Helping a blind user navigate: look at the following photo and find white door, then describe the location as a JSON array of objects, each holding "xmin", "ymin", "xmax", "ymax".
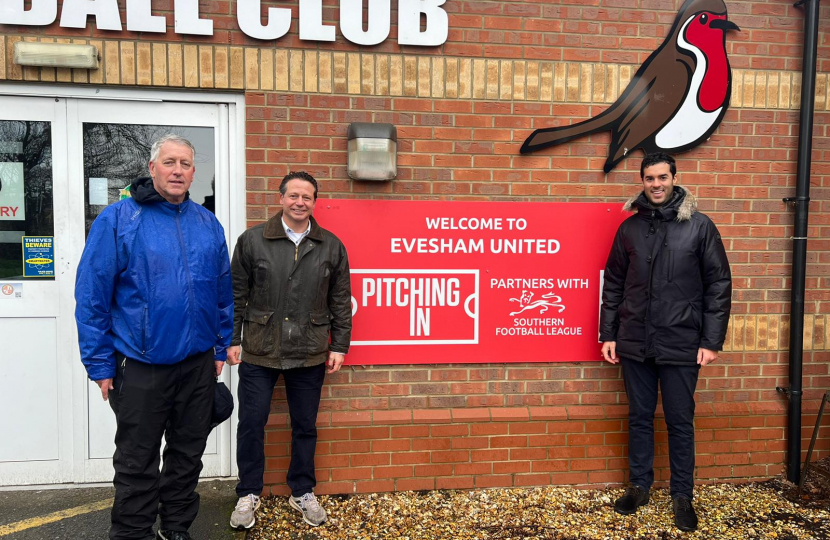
[
  {"xmin": 0, "ymin": 96, "xmax": 74, "ymax": 485},
  {"xmin": 0, "ymin": 90, "xmax": 238, "ymax": 486},
  {"xmin": 69, "ymin": 99, "xmax": 234, "ymax": 482}
]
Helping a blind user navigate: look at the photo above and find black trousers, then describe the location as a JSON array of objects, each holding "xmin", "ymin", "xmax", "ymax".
[
  {"xmin": 108, "ymin": 350, "xmax": 215, "ymax": 540},
  {"xmin": 236, "ymin": 361, "xmax": 326, "ymax": 498},
  {"xmin": 621, "ymin": 357, "xmax": 700, "ymax": 498}
]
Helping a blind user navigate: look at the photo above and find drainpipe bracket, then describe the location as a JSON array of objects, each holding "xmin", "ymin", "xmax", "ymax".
[
  {"xmin": 777, "ymin": 387, "xmax": 803, "ymax": 398},
  {"xmin": 782, "ymin": 196, "xmax": 811, "ymax": 207}
]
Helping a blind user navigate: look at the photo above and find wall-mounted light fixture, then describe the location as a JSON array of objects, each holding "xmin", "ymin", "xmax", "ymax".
[
  {"xmin": 347, "ymin": 123, "xmax": 397, "ymax": 181},
  {"xmin": 14, "ymin": 42, "xmax": 100, "ymax": 69}
]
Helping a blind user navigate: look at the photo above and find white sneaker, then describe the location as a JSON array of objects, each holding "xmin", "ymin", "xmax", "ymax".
[
  {"xmin": 289, "ymin": 492, "xmax": 327, "ymax": 526},
  {"xmin": 229, "ymin": 494, "xmax": 261, "ymax": 529}
]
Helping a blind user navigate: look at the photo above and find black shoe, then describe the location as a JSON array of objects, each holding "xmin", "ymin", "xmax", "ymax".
[
  {"xmin": 156, "ymin": 531, "xmax": 191, "ymax": 540},
  {"xmin": 672, "ymin": 496, "xmax": 698, "ymax": 532},
  {"xmin": 614, "ymin": 484, "xmax": 650, "ymax": 515}
]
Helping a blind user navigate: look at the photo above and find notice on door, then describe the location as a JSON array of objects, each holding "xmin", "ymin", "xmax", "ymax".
[
  {"xmin": 0, "ymin": 162, "xmax": 25, "ymax": 221},
  {"xmin": 314, "ymin": 200, "xmax": 627, "ymax": 365},
  {"xmin": 22, "ymin": 236, "xmax": 55, "ymax": 277},
  {"xmin": 0, "ymin": 283, "xmax": 22, "ymax": 299}
]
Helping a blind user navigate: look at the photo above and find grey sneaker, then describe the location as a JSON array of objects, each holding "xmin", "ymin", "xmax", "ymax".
[
  {"xmin": 229, "ymin": 494, "xmax": 261, "ymax": 529},
  {"xmin": 289, "ymin": 492, "xmax": 327, "ymax": 526}
]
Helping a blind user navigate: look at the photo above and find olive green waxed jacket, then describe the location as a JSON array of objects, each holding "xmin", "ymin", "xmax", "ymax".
[{"xmin": 230, "ymin": 211, "xmax": 352, "ymax": 369}]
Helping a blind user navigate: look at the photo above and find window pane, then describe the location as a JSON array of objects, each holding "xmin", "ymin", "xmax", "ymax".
[
  {"xmin": 83, "ymin": 125, "xmax": 216, "ymax": 236},
  {"xmin": 0, "ymin": 121, "xmax": 54, "ymax": 280}
]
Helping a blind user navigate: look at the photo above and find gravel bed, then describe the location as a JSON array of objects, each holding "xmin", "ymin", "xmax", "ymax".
[{"xmin": 247, "ymin": 478, "xmax": 830, "ymax": 540}]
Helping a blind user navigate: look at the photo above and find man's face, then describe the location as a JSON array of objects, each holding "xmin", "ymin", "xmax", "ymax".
[
  {"xmin": 641, "ymin": 162, "xmax": 676, "ymax": 207},
  {"xmin": 280, "ymin": 178, "xmax": 316, "ymax": 228},
  {"xmin": 148, "ymin": 142, "xmax": 195, "ymax": 204}
]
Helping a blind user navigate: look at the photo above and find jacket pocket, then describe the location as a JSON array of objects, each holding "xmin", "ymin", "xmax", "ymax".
[
  {"xmin": 675, "ymin": 301, "xmax": 702, "ymax": 332},
  {"xmin": 242, "ymin": 305, "xmax": 277, "ymax": 356},
  {"xmin": 617, "ymin": 296, "xmax": 631, "ymax": 338},
  {"xmin": 308, "ymin": 310, "xmax": 331, "ymax": 356}
]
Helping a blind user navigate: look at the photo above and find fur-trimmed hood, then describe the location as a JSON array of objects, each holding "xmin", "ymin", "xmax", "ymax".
[{"xmin": 623, "ymin": 185, "xmax": 697, "ymax": 222}]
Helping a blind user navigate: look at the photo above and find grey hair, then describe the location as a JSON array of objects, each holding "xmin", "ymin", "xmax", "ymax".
[{"xmin": 150, "ymin": 134, "xmax": 196, "ymax": 163}]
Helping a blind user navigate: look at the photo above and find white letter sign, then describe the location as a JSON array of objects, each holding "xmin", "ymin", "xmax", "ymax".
[
  {"xmin": 398, "ymin": 0, "xmax": 448, "ymax": 46},
  {"xmin": 3, "ymin": 0, "xmax": 450, "ymax": 46},
  {"xmin": 0, "ymin": 0, "xmax": 57, "ymax": 25},
  {"xmin": 174, "ymin": 0, "xmax": 213, "ymax": 36},
  {"xmin": 340, "ymin": 0, "xmax": 390, "ymax": 46},
  {"xmin": 299, "ymin": 0, "xmax": 335, "ymax": 42},
  {"xmin": 237, "ymin": 0, "xmax": 291, "ymax": 41},
  {"xmin": 127, "ymin": 0, "xmax": 166, "ymax": 33},
  {"xmin": 60, "ymin": 0, "xmax": 122, "ymax": 31}
]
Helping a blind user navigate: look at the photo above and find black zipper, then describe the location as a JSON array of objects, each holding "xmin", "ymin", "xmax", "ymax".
[
  {"xmin": 119, "ymin": 356, "xmax": 126, "ymax": 395},
  {"xmin": 142, "ymin": 307, "xmax": 148, "ymax": 354}
]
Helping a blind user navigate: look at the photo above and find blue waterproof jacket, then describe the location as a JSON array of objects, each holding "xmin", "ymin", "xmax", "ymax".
[{"xmin": 75, "ymin": 177, "xmax": 233, "ymax": 381}]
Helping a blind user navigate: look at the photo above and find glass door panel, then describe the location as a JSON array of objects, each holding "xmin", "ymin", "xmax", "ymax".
[
  {"xmin": 0, "ymin": 95, "xmax": 72, "ymax": 486},
  {"xmin": 71, "ymin": 99, "xmax": 229, "ymax": 482},
  {"xmin": 82, "ymin": 124, "xmax": 216, "ymax": 237},
  {"xmin": 0, "ymin": 120, "xmax": 54, "ymax": 280}
]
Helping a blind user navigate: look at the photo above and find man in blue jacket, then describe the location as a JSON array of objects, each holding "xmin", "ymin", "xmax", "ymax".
[{"xmin": 75, "ymin": 134, "xmax": 233, "ymax": 540}]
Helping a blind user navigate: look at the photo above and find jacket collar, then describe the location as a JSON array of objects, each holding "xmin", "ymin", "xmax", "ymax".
[
  {"xmin": 623, "ymin": 185, "xmax": 697, "ymax": 222},
  {"xmin": 263, "ymin": 211, "xmax": 325, "ymax": 241},
  {"xmin": 130, "ymin": 176, "xmax": 191, "ymax": 207}
]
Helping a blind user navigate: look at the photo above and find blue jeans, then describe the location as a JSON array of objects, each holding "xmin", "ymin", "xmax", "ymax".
[
  {"xmin": 235, "ymin": 361, "xmax": 326, "ymax": 498},
  {"xmin": 621, "ymin": 357, "xmax": 700, "ymax": 498}
]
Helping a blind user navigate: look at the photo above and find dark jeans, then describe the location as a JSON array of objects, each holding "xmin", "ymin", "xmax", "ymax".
[
  {"xmin": 621, "ymin": 357, "xmax": 700, "ymax": 499},
  {"xmin": 236, "ymin": 361, "xmax": 326, "ymax": 498},
  {"xmin": 108, "ymin": 349, "xmax": 216, "ymax": 540}
]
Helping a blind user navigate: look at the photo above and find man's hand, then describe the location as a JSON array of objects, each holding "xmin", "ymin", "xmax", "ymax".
[
  {"xmin": 96, "ymin": 378, "xmax": 114, "ymax": 401},
  {"xmin": 327, "ymin": 352, "xmax": 345, "ymax": 374},
  {"xmin": 215, "ymin": 361, "xmax": 224, "ymax": 377},
  {"xmin": 697, "ymin": 348, "xmax": 718, "ymax": 366},
  {"xmin": 601, "ymin": 341, "xmax": 619, "ymax": 364},
  {"xmin": 226, "ymin": 345, "xmax": 242, "ymax": 366}
]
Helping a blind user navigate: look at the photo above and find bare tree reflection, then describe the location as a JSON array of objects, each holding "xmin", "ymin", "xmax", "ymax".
[
  {"xmin": 0, "ymin": 120, "xmax": 53, "ymax": 279},
  {"xmin": 0, "ymin": 120, "xmax": 214, "ymax": 278},
  {"xmin": 83, "ymin": 124, "xmax": 166, "ymax": 182},
  {"xmin": 82, "ymin": 124, "xmax": 202, "ymax": 234}
]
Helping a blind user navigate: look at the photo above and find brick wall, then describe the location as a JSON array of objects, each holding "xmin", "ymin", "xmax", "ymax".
[{"xmin": 2, "ymin": 0, "xmax": 830, "ymax": 494}]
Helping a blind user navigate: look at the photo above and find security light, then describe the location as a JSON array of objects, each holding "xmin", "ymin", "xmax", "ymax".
[
  {"xmin": 14, "ymin": 42, "xmax": 99, "ymax": 70},
  {"xmin": 347, "ymin": 123, "xmax": 397, "ymax": 181}
]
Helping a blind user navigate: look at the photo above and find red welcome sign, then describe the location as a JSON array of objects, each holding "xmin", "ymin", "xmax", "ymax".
[{"xmin": 314, "ymin": 200, "xmax": 627, "ymax": 365}]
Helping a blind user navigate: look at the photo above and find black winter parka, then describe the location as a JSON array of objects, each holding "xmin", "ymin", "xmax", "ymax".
[{"xmin": 599, "ymin": 186, "xmax": 731, "ymax": 365}]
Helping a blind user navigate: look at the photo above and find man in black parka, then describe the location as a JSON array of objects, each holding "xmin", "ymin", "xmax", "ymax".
[{"xmin": 600, "ymin": 152, "xmax": 731, "ymax": 532}]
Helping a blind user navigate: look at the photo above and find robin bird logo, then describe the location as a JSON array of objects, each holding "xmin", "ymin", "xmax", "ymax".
[{"xmin": 520, "ymin": 0, "xmax": 740, "ymax": 173}]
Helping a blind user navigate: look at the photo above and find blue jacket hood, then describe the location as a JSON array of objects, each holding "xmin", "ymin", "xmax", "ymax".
[{"xmin": 130, "ymin": 176, "xmax": 191, "ymax": 205}]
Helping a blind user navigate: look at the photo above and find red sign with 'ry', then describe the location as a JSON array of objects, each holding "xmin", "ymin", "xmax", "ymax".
[{"xmin": 314, "ymin": 199, "xmax": 627, "ymax": 365}]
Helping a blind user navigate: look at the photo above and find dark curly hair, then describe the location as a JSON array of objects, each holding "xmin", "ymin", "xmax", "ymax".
[
  {"xmin": 279, "ymin": 171, "xmax": 318, "ymax": 200},
  {"xmin": 640, "ymin": 152, "xmax": 676, "ymax": 178}
]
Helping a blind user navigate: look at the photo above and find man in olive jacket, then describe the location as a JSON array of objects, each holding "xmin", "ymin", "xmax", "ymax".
[
  {"xmin": 227, "ymin": 171, "xmax": 351, "ymax": 529},
  {"xmin": 600, "ymin": 153, "xmax": 731, "ymax": 532}
]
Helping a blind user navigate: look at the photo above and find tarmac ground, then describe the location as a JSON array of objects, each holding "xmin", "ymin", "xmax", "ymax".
[{"xmin": 0, "ymin": 479, "xmax": 247, "ymax": 540}]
